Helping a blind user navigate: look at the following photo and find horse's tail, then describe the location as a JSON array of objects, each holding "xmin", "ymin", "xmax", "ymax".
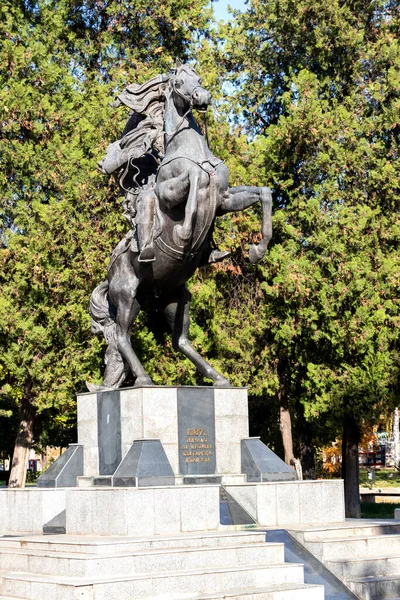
[{"xmin": 89, "ymin": 280, "xmax": 117, "ymax": 344}]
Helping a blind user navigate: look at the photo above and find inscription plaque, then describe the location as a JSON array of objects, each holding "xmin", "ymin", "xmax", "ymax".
[
  {"xmin": 177, "ymin": 388, "xmax": 216, "ymax": 475},
  {"xmin": 97, "ymin": 390, "xmax": 122, "ymax": 475}
]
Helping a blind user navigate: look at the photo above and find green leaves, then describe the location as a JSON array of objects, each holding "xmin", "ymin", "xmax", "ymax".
[
  {"xmin": 0, "ymin": 0, "xmax": 215, "ymax": 452},
  {"xmin": 200, "ymin": 0, "xmax": 400, "ymax": 451}
]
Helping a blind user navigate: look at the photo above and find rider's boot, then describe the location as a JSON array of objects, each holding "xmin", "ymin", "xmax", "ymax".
[{"xmin": 137, "ymin": 191, "xmax": 156, "ymax": 262}]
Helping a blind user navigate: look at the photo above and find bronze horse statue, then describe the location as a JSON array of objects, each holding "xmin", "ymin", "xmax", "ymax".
[{"xmin": 87, "ymin": 63, "xmax": 272, "ymax": 391}]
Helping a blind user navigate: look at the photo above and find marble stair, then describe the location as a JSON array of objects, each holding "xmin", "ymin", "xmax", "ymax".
[
  {"xmin": 290, "ymin": 520, "xmax": 400, "ymax": 600},
  {"xmin": 0, "ymin": 530, "xmax": 324, "ymax": 600}
]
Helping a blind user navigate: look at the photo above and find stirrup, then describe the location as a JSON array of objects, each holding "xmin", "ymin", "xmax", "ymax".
[{"xmin": 138, "ymin": 245, "xmax": 156, "ymax": 263}]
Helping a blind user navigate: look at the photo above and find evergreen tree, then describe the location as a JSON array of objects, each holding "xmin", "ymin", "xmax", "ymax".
[
  {"xmin": 0, "ymin": 0, "xmax": 213, "ymax": 486},
  {"xmin": 207, "ymin": 0, "xmax": 400, "ymax": 515}
]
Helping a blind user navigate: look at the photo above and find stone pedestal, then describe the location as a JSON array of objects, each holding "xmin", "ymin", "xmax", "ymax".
[{"xmin": 77, "ymin": 386, "xmax": 249, "ymax": 480}]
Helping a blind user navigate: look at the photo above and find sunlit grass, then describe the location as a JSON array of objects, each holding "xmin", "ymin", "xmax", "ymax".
[{"xmin": 359, "ymin": 469, "xmax": 400, "ymax": 489}]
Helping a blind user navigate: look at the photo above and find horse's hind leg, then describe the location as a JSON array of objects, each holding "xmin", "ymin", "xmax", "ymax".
[
  {"xmin": 109, "ymin": 275, "xmax": 153, "ymax": 387},
  {"xmin": 164, "ymin": 286, "xmax": 230, "ymax": 386}
]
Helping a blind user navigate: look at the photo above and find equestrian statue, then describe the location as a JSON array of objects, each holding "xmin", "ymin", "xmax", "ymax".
[{"xmin": 87, "ymin": 61, "xmax": 272, "ymax": 391}]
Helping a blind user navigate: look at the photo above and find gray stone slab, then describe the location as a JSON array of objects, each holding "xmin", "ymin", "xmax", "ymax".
[
  {"xmin": 112, "ymin": 439, "xmax": 175, "ymax": 487},
  {"xmin": 93, "ymin": 477, "xmax": 113, "ymax": 487},
  {"xmin": 183, "ymin": 475, "xmax": 222, "ymax": 485},
  {"xmin": 178, "ymin": 387, "xmax": 216, "ymax": 475},
  {"xmin": 97, "ymin": 390, "xmax": 122, "ymax": 475},
  {"xmin": 113, "ymin": 475, "xmax": 175, "ymax": 487},
  {"xmin": 241, "ymin": 437, "xmax": 295, "ymax": 482},
  {"xmin": 37, "ymin": 444, "xmax": 84, "ymax": 488}
]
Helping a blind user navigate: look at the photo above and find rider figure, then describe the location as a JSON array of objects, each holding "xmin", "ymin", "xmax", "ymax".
[{"xmin": 99, "ymin": 86, "xmax": 229, "ymax": 264}]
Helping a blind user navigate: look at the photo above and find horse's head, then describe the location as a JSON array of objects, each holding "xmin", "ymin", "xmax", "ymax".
[{"xmin": 170, "ymin": 62, "xmax": 211, "ymax": 113}]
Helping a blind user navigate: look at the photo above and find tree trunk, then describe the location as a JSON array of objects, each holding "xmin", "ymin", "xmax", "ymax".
[
  {"xmin": 296, "ymin": 402, "xmax": 315, "ymax": 479},
  {"xmin": 279, "ymin": 396, "xmax": 294, "ymax": 465},
  {"xmin": 278, "ymin": 361, "xmax": 294, "ymax": 466},
  {"xmin": 342, "ymin": 413, "xmax": 361, "ymax": 518},
  {"xmin": 8, "ymin": 382, "xmax": 35, "ymax": 488}
]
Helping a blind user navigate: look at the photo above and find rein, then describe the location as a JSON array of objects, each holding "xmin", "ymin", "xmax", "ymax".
[{"xmin": 164, "ymin": 81, "xmax": 205, "ymax": 140}]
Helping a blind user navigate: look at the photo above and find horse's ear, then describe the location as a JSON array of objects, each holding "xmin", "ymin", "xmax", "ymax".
[{"xmin": 175, "ymin": 58, "xmax": 183, "ymax": 69}]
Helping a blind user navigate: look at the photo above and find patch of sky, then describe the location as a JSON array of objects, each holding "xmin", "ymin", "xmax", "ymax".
[
  {"xmin": 211, "ymin": 0, "xmax": 247, "ymax": 22},
  {"xmin": 208, "ymin": 0, "xmax": 250, "ymax": 113}
]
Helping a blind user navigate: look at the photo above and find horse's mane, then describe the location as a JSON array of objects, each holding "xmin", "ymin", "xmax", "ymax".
[
  {"xmin": 114, "ymin": 64, "xmax": 199, "ymax": 115},
  {"xmin": 104, "ymin": 74, "xmax": 170, "ymax": 172},
  {"xmin": 114, "ymin": 73, "xmax": 168, "ymax": 117},
  {"xmin": 100, "ymin": 64, "xmax": 199, "ymax": 177}
]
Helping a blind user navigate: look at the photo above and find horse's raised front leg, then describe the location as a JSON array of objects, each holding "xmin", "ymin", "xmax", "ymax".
[
  {"xmin": 173, "ymin": 171, "xmax": 200, "ymax": 246},
  {"xmin": 219, "ymin": 186, "xmax": 273, "ymax": 264},
  {"xmin": 164, "ymin": 286, "xmax": 230, "ymax": 386},
  {"xmin": 109, "ymin": 270, "xmax": 153, "ymax": 387}
]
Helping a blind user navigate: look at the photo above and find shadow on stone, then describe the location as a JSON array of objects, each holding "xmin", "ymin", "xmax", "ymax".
[
  {"xmin": 220, "ymin": 487, "xmax": 256, "ymax": 525},
  {"xmin": 43, "ymin": 509, "xmax": 66, "ymax": 535}
]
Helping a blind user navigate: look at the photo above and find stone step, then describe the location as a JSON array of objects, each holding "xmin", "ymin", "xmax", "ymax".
[
  {"xmin": 1, "ymin": 563, "xmax": 305, "ymax": 600},
  {"xmin": 346, "ymin": 574, "xmax": 400, "ymax": 600},
  {"xmin": 178, "ymin": 583, "xmax": 325, "ymax": 600},
  {"xmin": 0, "ymin": 591, "xmax": 324, "ymax": 600},
  {"xmin": 325, "ymin": 554, "xmax": 400, "ymax": 579},
  {"xmin": 0, "ymin": 530, "xmax": 267, "ymax": 555},
  {"xmin": 0, "ymin": 542, "xmax": 284, "ymax": 578},
  {"xmin": 296, "ymin": 521, "xmax": 400, "ymax": 543},
  {"xmin": 305, "ymin": 534, "xmax": 400, "ymax": 561}
]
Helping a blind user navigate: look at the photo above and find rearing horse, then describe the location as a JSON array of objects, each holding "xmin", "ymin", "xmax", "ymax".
[{"xmin": 88, "ymin": 64, "xmax": 272, "ymax": 391}]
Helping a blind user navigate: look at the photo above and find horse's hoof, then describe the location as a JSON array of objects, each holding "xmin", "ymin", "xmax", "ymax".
[
  {"xmin": 85, "ymin": 381, "xmax": 102, "ymax": 392},
  {"xmin": 213, "ymin": 375, "xmax": 231, "ymax": 387},
  {"xmin": 85, "ymin": 381, "xmax": 118, "ymax": 393},
  {"xmin": 249, "ymin": 243, "xmax": 264, "ymax": 264},
  {"xmin": 134, "ymin": 376, "xmax": 153, "ymax": 387}
]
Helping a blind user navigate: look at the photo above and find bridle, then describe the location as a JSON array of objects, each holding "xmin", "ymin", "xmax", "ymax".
[
  {"xmin": 165, "ymin": 69, "xmax": 209, "ymax": 139},
  {"xmin": 172, "ymin": 79, "xmax": 204, "ymax": 108}
]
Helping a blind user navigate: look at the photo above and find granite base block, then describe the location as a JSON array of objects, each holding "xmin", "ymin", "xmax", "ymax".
[
  {"xmin": 65, "ymin": 485, "xmax": 220, "ymax": 535},
  {"xmin": 225, "ymin": 480, "xmax": 345, "ymax": 526},
  {"xmin": 0, "ymin": 488, "xmax": 65, "ymax": 533}
]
